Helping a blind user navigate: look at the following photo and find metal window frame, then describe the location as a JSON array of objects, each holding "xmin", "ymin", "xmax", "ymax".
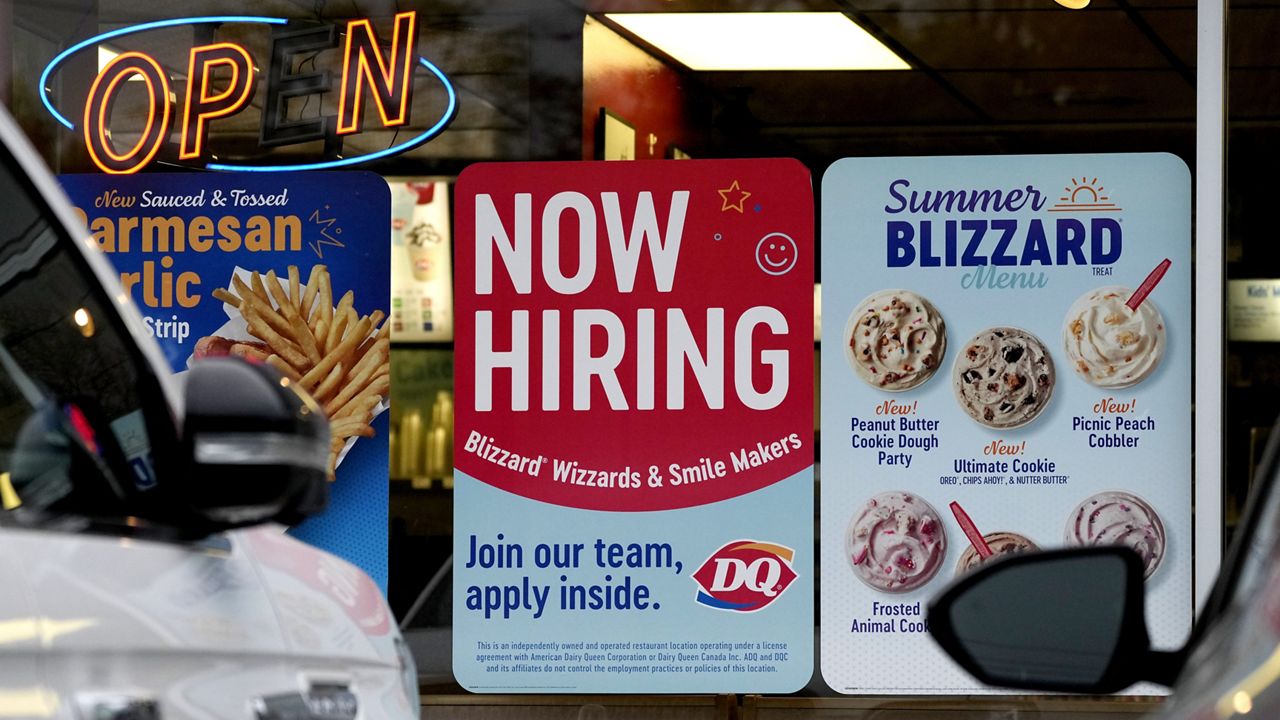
[{"xmin": 1196, "ymin": 0, "xmax": 1226, "ymax": 615}]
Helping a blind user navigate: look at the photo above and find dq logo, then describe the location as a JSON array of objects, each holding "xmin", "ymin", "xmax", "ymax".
[{"xmin": 692, "ymin": 541, "xmax": 797, "ymax": 613}]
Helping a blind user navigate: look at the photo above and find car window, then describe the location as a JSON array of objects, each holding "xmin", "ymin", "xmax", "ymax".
[
  {"xmin": 0, "ymin": 141, "xmax": 179, "ymax": 529},
  {"xmin": 1199, "ymin": 422, "xmax": 1280, "ymax": 635}
]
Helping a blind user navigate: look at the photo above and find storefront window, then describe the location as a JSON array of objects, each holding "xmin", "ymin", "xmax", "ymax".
[{"xmin": 2, "ymin": 0, "xmax": 1241, "ymax": 715}]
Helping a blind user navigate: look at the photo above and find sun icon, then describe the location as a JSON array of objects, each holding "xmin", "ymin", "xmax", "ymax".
[
  {"xmin": 1050, "ymin": 176, "xmax": 1121, "ymax": 212},
  {"xmin": 1062, "ymin": 177, "xmax": 1108, "ymax": 203}
]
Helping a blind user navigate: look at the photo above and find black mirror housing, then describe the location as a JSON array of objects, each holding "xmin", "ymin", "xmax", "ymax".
[
  {"xmin": 928, "ymin": 547, "xmax": 1163, "ymax": 694},
  {"xmin": 179, "ymin": 358, "xmax": 329, "ymax": 529}
]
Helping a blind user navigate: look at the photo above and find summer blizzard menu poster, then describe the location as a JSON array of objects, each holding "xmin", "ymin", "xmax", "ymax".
[
  {"xmin": 454, "ymin": 160, "xmax": 814, "ymax": 692},
  {"xmin": 819, "ymin": 154, "xmax": 1192, "ymax": 694},
  {"xmin": 59, "ymin": 172, "xmax": 391, "ymax": 593}
]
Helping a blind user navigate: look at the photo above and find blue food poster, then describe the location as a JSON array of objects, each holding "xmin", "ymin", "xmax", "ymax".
[{"xmin": 60, "ymin": 172, "xmax": 390, "ymax": 592}]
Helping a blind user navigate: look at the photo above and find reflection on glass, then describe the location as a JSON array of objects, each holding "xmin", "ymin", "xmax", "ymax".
[
  {"xmin": 0, "ymin": 149, "xmax": 167, "ymax": 524},
  {"xmin": 390, "ymin": 349, "xmax": 454, "ymax": 488},
  {"xmin": 73, "ymin": 307, "xmax": 93, "ymax": 337}
]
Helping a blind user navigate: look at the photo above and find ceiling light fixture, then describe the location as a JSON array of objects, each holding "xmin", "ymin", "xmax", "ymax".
[
  {"xmin": 603, "ymin": 12, "xmax": 910, "ymax": 71},
  {"xmin": 1054, "ymin": 0, "xmax": 1090, "ymax": 8}
]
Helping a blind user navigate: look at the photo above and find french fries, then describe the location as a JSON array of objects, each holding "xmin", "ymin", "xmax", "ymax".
[{"xmin": 215, "ymin": 265, "xmax": 390, "ymax": 477}]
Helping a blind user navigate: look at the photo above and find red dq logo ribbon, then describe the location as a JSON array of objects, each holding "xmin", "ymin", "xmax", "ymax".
[{"xmin": 692, "ymin": 540, "xmax": 797, "ymax": 613}]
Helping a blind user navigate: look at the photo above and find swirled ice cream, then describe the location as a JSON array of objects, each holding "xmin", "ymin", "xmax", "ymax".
[
  {"xmin": 955, "ymin": 532, "xmax": 1039, "ymax": 575},
  {"xmin": 1064, "ymin": 286, "xmax": 1166, "ymax": 389},
  {"xmin": 846, "ymin": 290, "xmax": 946, "ymax": 391},
  {"xmin": 953, "ymin": 327, "xmax": 1055, "ymax": 429},
  {"xmin": 847, "ymin": 491, "xmax": 946, "ymax": 593},
  {"xmin": 1065, "ymin": 491, "xmax": 1165, "ymax": 579}
]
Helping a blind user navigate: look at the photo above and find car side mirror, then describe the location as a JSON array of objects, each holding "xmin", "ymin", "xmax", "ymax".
[
  {"xmin": 927, "ymin": 547, "xmax": 1181, "ymax": 693},
  {"xmin": 179, "ymin": 358, "xmax": 329, "ymax": 530}
]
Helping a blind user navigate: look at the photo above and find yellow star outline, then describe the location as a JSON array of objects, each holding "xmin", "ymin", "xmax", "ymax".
[{"xmin": 718, "ymin": 180, "xmax": 751, "ymax": 213}]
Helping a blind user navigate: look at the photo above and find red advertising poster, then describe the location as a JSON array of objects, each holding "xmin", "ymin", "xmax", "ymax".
[{"xmin": 453, "ymin": 160, "xmax": 814, "ymax": 692}]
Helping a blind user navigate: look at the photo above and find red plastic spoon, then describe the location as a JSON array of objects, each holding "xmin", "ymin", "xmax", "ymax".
[
  {"xmin": 1126, "ymin": 258, "xmax": 1172, "ymax": 311},
  {"xmin": 950, "ymin": 501, "xmax": 992, "ymax": 559}
]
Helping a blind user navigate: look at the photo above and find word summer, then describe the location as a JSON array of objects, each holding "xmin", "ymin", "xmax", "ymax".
[{"xmin": 472, "ymin": 190, "xmax": 793, "ymax": 412}]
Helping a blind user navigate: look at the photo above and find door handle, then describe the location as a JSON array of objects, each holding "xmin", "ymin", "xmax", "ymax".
[
  {"xmin": 75, "ymin": 692, "xmax": 160, "ymax": 720},
  {"xmin": 254, "ymin": 685, "xmax": 357, "ymax": 720}
]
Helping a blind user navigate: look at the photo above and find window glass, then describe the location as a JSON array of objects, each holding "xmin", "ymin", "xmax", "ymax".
[
  {"xmin": 0, "ymin": 146, "xmax": 174, "ymax": 527},
  {"xmin": 1225, "ymin": 0, "xmax": 1280, "ymax": 540},
  {"xmin": 2, "ymin": 0, "xmax": 1211, "ymax": 713}
]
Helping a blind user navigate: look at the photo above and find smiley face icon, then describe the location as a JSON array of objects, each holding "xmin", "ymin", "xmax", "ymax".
[{"xmin": 756, "ymin": 232, "xmax": 798, "ymax": 276}]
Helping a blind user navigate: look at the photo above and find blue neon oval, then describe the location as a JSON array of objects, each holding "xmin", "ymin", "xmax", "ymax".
[{"xmin": 40, "ymin": 16, "xmax": 288, "ymax": 130}]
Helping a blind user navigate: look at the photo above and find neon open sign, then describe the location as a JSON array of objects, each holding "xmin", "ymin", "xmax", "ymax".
[{"xmin": 40, "ymin": 13, "xmax": 456, "ymax": 174}]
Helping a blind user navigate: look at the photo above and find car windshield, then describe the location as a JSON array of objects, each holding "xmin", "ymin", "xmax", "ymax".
[{"xmin": 0, "ymin": 142, "xmax": 175, "ymax": 525}]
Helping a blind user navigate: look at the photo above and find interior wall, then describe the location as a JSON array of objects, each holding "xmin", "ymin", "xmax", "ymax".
[{"xmin": 581, "ymin": 16, "xmax": 712, "ymax": 161}]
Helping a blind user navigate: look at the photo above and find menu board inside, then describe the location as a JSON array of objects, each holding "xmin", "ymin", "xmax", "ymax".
[
  {"xmin": 819, "ymin": 154, "xmax": 1192, "ymax": 693},
  {"xmin": 389, "ymin": 179, "xmax": 453, "ymax": 343}
]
